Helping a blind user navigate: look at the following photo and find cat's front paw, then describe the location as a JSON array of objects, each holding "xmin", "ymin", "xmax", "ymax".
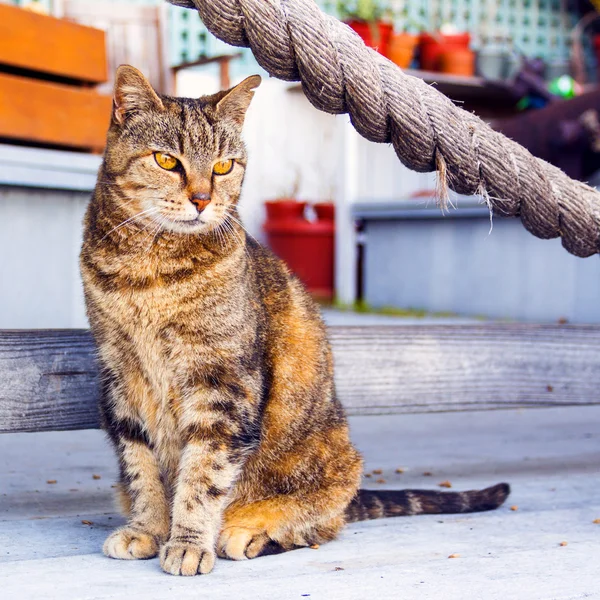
[
  {"xmin": 103, "ymin": 527, "xmax": 160, "ymax": 560},
  {"xmin": 160, "ymin": 540, "xmax": 216, "ymax": 576}
]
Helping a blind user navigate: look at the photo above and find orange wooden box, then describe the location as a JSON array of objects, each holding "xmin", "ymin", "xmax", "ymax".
[
  {"xmin": 0, "ymin": 73, "xmax": 112, "ymax": 151},
  {"xmin": 0, "ymin": 4, "xmax": 107, "ymax": 84}
]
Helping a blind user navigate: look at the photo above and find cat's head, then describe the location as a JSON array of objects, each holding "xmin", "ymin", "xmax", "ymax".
[{"xmin": 103, "ymin": 65, "xmax": 260, "ymax": 235}]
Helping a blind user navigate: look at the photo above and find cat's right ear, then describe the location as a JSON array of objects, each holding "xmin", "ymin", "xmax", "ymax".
[{"xmin": 113, "ymin": 65, "xmax": 164, "ymax": 125}]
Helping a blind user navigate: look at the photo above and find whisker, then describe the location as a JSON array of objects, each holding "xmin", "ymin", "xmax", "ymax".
[
  {"xmin": 149, "ymin": 216, "xmax": 165, "ymax": 248},
  {"xmin": 221, "ymin": 216, "xmax": 250, "ymax": 259},
  {"xmin": 225, "ymin": 210, "xmax": 259, "ymax": 246},
  {"xmin": 100, "ymin": 207, "xmax": 160, "ymax": 241}
]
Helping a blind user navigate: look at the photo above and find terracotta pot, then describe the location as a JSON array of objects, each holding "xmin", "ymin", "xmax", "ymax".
[
  {"xmin": 419, "ymin": 32, "xmax": 471, "ymax": 72},
  {"xmin": 387, "ymin": 32, "xmax": 418, "ymax": 69},
  {"xmin": 264, "ymin": 199, "xmax": 306, "ymax": 221},
  {"xmin": 440, "ymin": 48, "xmax": 476, "ymax": 77},
  {"xmin": 346, "ymin": 20, "xmax": 394, "ymax": 57}
]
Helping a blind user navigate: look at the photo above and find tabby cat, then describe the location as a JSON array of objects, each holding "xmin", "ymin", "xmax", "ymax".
[{"xmin": 80, "ymin": 65, "xmax": 509, "ymax": 576}]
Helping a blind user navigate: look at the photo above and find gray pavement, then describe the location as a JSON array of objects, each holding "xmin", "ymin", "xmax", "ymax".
[{"xmin": 1, "ymin": 406, "xmax": 599, "ymax": 599}]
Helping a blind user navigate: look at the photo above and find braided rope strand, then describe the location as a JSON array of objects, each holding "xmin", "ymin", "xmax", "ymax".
[{"xmin": 168, "ymin": 0, "xmax": 600, "ymax": 258}]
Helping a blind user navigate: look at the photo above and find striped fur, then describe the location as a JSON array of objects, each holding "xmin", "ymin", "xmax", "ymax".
[{"xmin": 81, "ymin": 66, "xmax": 509, "ymax": 577}]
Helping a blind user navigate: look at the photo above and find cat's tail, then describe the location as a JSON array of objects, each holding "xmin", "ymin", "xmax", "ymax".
[{"xmin": 344, "ymin": 483, "xmax": 510, "ymax": 523}]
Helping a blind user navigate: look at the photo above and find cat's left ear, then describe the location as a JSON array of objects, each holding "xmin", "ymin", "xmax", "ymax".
[{"xmin": 215, "ymin": 75, "xmax": 262, "ymax": 126}]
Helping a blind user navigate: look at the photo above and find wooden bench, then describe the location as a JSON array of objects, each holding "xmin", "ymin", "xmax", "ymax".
[{"xmin": 1, "ymin": 324, "xmax": 598, "ymax": 433}]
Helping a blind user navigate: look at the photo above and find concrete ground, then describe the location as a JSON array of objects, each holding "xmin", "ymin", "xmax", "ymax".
[{"xmin": 1, "ymin": 406, "xmax": 599, "ymax": 600}]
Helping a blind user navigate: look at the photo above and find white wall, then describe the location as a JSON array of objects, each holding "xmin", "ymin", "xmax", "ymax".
[{"xmin": 0, "ymin": 188, "xmax": 90, "ymax": 329}]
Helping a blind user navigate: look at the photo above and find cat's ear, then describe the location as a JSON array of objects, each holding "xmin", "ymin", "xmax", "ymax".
[
  {"xmin": 215, "ymin": 75, "xmax": 262, "ymax": 126},
  {"xmin": 113, "ymin": 65, "xmax": 164, "ymax": 125}
]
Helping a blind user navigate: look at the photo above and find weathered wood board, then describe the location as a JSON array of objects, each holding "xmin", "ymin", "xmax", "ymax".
[
  {"xmin": 0, "ymin": 74, "xmax": 112, "ymax": 151},
  {"xmin": 0, "ymin": 3, "xmax": 107, "ymax": 84},
  {"xmin": 0, "ymin": 326, "xmax": 598, "ymax": 433}
]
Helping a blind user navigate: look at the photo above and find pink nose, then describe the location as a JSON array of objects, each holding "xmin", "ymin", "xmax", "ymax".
[{"xmin": 191, "ymin": 193, "xmax": 211, "ymax": 213}]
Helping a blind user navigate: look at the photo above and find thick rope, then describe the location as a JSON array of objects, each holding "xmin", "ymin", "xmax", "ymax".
[{"xmin": 168, "ymin": 0, "xmax": 600, "ymax": 258}]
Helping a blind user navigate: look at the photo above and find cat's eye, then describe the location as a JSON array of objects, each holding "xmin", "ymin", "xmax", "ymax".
[
  {"xmin": 213, "ymin": 159, "xmax": 234, "ymax": 176},
  {"xmin": 154, "ymin": 152, "xmax": 178, "ymax": 171}
]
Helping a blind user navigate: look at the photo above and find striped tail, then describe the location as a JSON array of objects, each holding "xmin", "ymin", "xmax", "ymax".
[{"xmin": 345, "ymin": 483, "xmax": 510, "ymax": 523}]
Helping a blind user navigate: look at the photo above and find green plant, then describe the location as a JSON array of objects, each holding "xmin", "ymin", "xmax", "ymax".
[{"xmin": 337, "ymin": 0, "xmax": 385, "ymax": 23}]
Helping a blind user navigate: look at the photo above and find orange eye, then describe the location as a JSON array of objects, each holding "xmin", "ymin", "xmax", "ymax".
[
  {"xmin": 154, "ymin": 152, "xmax": 178, "ymax": 171},
  {"xmin": 213, "ymin": 159, "xmax": 234, "ymax": 176}
]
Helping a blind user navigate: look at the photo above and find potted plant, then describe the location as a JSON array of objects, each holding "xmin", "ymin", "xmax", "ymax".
[
  {"xmin": 337, "ymin": 0, "xmax": 393, "ymax": 57},
  {"xmin": 420, "ymin": 24, "xmax": 473, "ymax": 74}
]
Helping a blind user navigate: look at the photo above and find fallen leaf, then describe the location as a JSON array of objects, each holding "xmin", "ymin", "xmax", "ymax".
[
  {"xmin": 364, "ymin": 473, "xmax": 372, "ymax": 478},
  {"xmin": 593, "ymin": 519, "xmax": 600, "ymax": 524},
  {"xmin": 438, "ymin": 480, "xmax": 452, "ymax": 488},
  {"xmin": 92, "ymin": 474, "xmax": 102, "ymax": 480},
  {"xmin": 310, "ymin": 544, "xmax": 320, "ymax": 550},
  {"xmin": 376, "ymin": 478, "xmax": 386, "ymax": 484},
  {"xmin": 46, "ymin": 480, "xmax": 57, "ymax": 485},
  {"xmin": 395, "ymin": 468, "xmax": 405, "ymax": 474},
  {"xmin": 559, "ymin": 541, "xmax": 568, "ymax": 547},
  {"xmin": 423, "ymin": 471, "xmax": 433, "ymax": 477},
  {"xmin": 448, "ymin": 553, "xmax": 460, "ymax": 559},
  {"xmin": 372, "ymin": 469, "xmax": 383, "ymax": 475},
  {"xmin": 333, "ymin": 567, "xmax": 344, "ymax": 571},
  {"xmin": 81, "ymin": 520, "xmax": 93, "ymax": 526}
]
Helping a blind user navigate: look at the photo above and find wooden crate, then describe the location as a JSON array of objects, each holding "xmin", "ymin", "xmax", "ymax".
[
  {"xmin": 0, "ymin": 73, "xmax": 112, "ymax": 151},
  {"xmin": 0, "ymin": 3, "xmax": 107, "ymax": 84}
]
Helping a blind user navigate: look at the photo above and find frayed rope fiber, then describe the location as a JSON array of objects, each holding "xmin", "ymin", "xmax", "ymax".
[{"xmin": 167, "ymin": 0, "xmax": 600, "ymax": 258}]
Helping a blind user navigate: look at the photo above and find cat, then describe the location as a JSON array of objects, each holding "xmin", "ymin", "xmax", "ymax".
[{"xmin": 80, "ymin": 65, "xmax": 510, "ymax": 577}]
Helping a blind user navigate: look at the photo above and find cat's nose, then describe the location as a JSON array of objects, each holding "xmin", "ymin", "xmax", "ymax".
[{"xmin": 190, "ymin": 193, "xmax": 211, "ymax": 213}]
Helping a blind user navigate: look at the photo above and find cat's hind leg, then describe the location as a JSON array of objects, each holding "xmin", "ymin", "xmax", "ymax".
[{"xmin": 217, "ymin": 497, "xmax": 347, "ymax": 560}]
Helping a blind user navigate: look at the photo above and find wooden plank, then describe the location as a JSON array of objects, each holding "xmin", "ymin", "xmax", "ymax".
[
  {"xmin": 0, "ymin": 325, "xmax": 599, "ymax": 433},
  {"xmin": 0, "ymin": 74, "xmax": 112, "ymax": 151},
  {"xmin": 0, "ymin": 3, "xmax": 107, "ymax": 84}
]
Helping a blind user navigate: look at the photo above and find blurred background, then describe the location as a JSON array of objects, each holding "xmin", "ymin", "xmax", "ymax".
[{"xmin": 0, "ymin": 0, "xmax": 599, "ymax": 328}]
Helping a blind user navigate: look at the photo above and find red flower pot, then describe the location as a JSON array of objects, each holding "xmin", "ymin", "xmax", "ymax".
[
  {"xmin": 264, "ymin": 199, "xmax": 306, "ymax": 221},
  {"xmin": 420, "ymin": 32, "xmax": 471, "ymax": 72},
  {"xmin": 314, "ymin": 202, "xmax": 335, "ymax": 221},
  {"xmin": 346, "ymin": 20, "xmax": 394, "ymax": 57},
  {"xmin": 264, "ymin": 201, "xmax": 335, "ymax": 300}
]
